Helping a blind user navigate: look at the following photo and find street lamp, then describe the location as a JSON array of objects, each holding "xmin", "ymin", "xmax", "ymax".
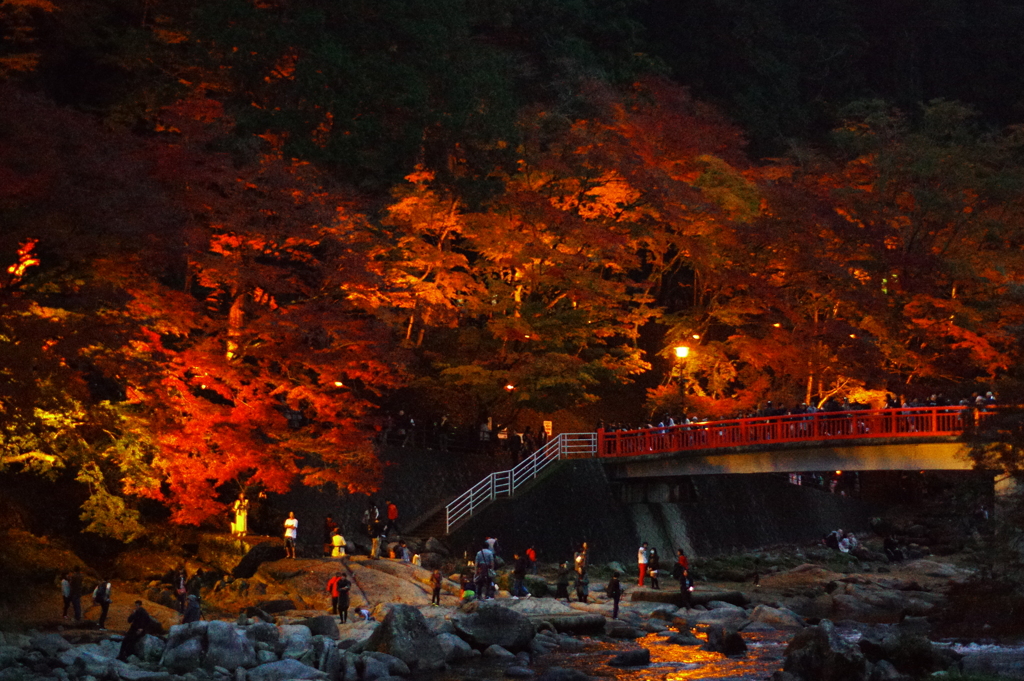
[{"xmin": 674, "ymin": 345, "xmax": 690, "ymax": 359}]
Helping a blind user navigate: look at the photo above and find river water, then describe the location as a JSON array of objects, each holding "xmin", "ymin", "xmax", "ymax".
[
  {"xmin": 433, "ymin": 626, "xmax": 1024, "ymax": 681},
  {"xmin": 543, "ymin": 631, "xmax": 788, "ymax": 681}
]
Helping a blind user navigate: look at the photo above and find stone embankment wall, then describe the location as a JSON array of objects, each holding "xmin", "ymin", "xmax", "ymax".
[
  {"xmin": 268, "ymin": 444, "xmax": 503, "ymax": 553},
  {"xmin": 448, "ymin": 461, "xmax": 871, "ymax": 565}
]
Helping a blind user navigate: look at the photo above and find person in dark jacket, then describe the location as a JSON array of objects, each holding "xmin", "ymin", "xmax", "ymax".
[
  {"xmin": 92, "ymin": 579, "xmax": 112, "ymax": 629},
  {"xmin": 606, "ymin": 572, "xmax": 623, "ymax": 619},
  {"xmin": 182, "ymin": 594, "xmax": 202, "ymax": 623},
  {"xmin": 555, "ymin": 562, "xmax": 571, "ymax": 602},
  {"xmin": 69, "ymin": 567, "xmax": 84, "ymax": 622},
  {"xmin": 511, "ymin": 552, "xmax": 529, "ymax": 599},
  {"xmin": 118, "ymin": 601, "xmax": 155, "ymax": 661},
  {"xmin": 648, "ymin": 548, "xmax": 661, "ymax": 590}
]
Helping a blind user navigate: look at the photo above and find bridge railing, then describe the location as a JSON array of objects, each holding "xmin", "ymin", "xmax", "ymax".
[
  {"xmin": 597, "ymin": 406, "xmax": 977, "ymax": 458},
  {"xmin": 445, "ymin": 432, "xmax": 596, "ymax": 533}
]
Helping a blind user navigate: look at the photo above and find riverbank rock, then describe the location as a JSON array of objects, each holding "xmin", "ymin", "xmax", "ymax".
[
  {"xmin": 437, "ymin": 633, "xmax": 476, "ymax": 662},
  {"xmin": 704, "ymin": 625, "xmax": 746, "ymax": 656},
  {"xmin": 748, "ymin": 605, "xmax": 804, "ymax": 630},
  {"xmin": 361, "ymin": 604, "xmax": 446, "ymax": 671},
  {"xmin": 783, "ymin": 619, "xmax": 868, "ymax": 681},
  {"xmin": 609, "ymin": 648, "xmax": 651, "ymax": 666},
  {"xmin": 247, "ymin": 658, "xmax": 326, "ymax": 681},
  {"xmin": 452, "ymin": 602, "xmax": 535, "ymax": 652}
]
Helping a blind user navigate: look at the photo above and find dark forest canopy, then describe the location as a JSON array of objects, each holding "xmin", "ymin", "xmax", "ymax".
[{"xmin": 3, "ymin": 0, "xmax": 1024, "ymax": 534}]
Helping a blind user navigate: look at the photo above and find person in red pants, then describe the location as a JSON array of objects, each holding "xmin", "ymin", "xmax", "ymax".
[{"xmin": 637, "ymin": 542, "xmax": 649, "ymax": 586}]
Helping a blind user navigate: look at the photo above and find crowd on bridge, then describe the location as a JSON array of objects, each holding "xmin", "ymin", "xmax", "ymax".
[
  {"xmin": 598, "ymin": 390, "xmax": 999, "ymax": 435},
  {"xmin": 377, "ymin": 410, "xmax": 550, "ymax": 461}
]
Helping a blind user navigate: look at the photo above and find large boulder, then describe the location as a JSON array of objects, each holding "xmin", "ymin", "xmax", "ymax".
[
  {"xmin": 280, "ymin": 625, "xmax": 314, "ymax": 661},
  {"xmin": 424, "ymin": 538, "xmax": 449, "ymax": 555},
  {"xmin": 704, "ymin": 625, "xmax": 747, "ymax": 656},
  {"xmin": 137, "ymin": 635, "xmax": 167, "ymax": 663},
  {"xmin": 747, "ymin": 605, "xmax": 804, "ymax": 630},
  {"xmin": 246, "ymin": 659, "xmax": 326, "ymax": 681},
  {"xmin": 783, "ymin": 620, "xmax": 869, "ymax": 681},
  {"xmin": 300, "ymin": 615, "xmax": 341, "ymax": 640},
  {"xmin": 437, "ymin": 633, "xmax": 475, "ymax": 662},
  {"xmin": 233, "ymin": 543, "xmax": 288, "ymax": 579},
  {"xmin": 205, "ymin": 620, "xmax": 257, "ymax": 670},
  {"xmin": 29, "ymin": 633, "xmax": 71, "ymax": 657},
  {"xmin": 246, "ymin": 622, "xmax": 280, "ymax": 646},
  {"xmin": 453, "ymin": 602, "xmax": 535, "ymax": 652},
  {"xmin": 361, "ymin": 604, "xmax": 446, "ymax": 672},
  {"xmin": 161, "ymin": 622, "xmax": 209, "ymax": 672}
]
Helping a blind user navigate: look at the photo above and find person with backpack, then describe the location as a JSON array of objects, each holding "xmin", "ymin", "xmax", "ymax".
[
  {"xmin": 92, "ymin": 578, "xmax": 112, "ymax": 629},
  {"xmin": 474, "ymin": 540, "xmax": 495, "ymax": 600},
  {"xmin": 182, "ymin": 594, "xmax": 202, "ymax": 623}
]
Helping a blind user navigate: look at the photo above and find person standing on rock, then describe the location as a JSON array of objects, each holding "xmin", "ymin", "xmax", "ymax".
[
  {"xmin": 326, "ymin": 572, "xmax": 344, "ymax": 616},
  {"xmin": 284, "ymin": 511, "xmax": 299, "ymax": 559},
  {"xmin": 648, "ymin": 547, "xmax": 661, "ymax": 590},
  {"xmin": 430, "ymin": 569, "xmax": 443, "ymax": 606},
  {"xmin": 60, "ymin": 572, "xmax": 71, "ymax": 620},
  {"xmin": 323, "ymin": 515, "xmax": 339, "ymax": 557},
  {"xmin": 174, "ymin": 567, "xmax": 188, "ymax": 612},
  {"xmin": 363, "ymin": 500, "xmax": 380, "ymax": 539},
  {"xmin": 232, "ymin": 492, "xmax": 250, "ymax": 537},
  {"xmin": 574, "ymin": 568, "xmax": 590, "ymax": 603},
  {"xmin": 474, "ymin": 540, "xmax": 495, "ymax": 600},
  {"xmin": 384, "ymin": 499, "xmax": 400, "ymax": 536},
  {"xmin": 511, "ymin": 552, "xmax": 529, "ymax": 599},
  {"xmin": 182, "ymin": 594, "xmax": 202, "ymax": 623},
  {"xmin": 69, "ymin": 566, "xmax": 84, "ymax": 622},
  {"xmin": 555, "ymin": 562, "xmax": 572, "ymax": 603},
  {"xmin": 637, "ymin": 542, "xmax": 649, "ymax": 587},
  {"xmin": 337, "ymin": 572, "xmax": 351, "ymax": 622},
  {"xmin": 118, "ymin": 601, "xmax": 154, "ymax": 661},
  {"xmin": 526, "ymin": 545, "xmax": 538, "ymax": 575},
  {"xmin": 606, "ymin": 572, "xmax": 623, "ymax": 619},
  {"xmin": 92, "ymin": 578, "xmax": 112, "ymax": 629},
  {"xmin": 574, "ymin": 541, "xmax": 589, "ymax": 576}
]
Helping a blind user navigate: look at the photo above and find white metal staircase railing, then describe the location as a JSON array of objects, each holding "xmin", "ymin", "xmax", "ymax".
[{"xmin": 444, "ymin": 432, "xmax": 597, "ymax": 534}]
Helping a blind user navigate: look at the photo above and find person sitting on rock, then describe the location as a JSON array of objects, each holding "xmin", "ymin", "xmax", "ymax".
[
  {"xmin": 331, "ymin": 528, "xmax": 347, "ymax": 558},
  {"xmin": 884, "ymin": 534, "xmax": 904, "ymax": 562},
  {"xmin": 118, "ymin": 601, "xmax": 155, "ymax": 661}
]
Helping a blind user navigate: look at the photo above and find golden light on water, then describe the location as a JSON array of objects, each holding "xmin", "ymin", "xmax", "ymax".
[{"xmin": 557, "ymin": 631, "xmax": 787, "ymax": 681}]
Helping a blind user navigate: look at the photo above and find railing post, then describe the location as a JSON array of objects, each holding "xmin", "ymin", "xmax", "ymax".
[{"xmin": 596, "ymin": 428, "xmax": 604, "ymax": 458}]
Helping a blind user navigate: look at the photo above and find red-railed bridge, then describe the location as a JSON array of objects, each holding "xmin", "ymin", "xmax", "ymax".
[{"xmin": 429, "ymin": 406, "xmax": 984, "ymax": 534}]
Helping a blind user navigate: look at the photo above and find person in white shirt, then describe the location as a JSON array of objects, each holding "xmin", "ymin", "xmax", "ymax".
[
  {"xmin": 637, "ymin": 542, "xmax": 649, "ymax": 586},
  {"xmin": 284, "ymin": 512, "xmax": 299, "ymax": 559}
]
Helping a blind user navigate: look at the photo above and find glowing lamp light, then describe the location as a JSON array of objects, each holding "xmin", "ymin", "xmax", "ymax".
[
  {"xmin": 333, "ymin": 381, "xmax": 344, "ymax": 387},
  {"xmin": 835, "ymin": 470, "xmax": 842, "ymax": 475},
  {"xmin": 674, "ymin": 346, "xmax": 690, "ymax": 358},
  {"xmin": 773, "ymin": 323, "xmax": 781, "ymax": 327},
  {"xmin": 504, "ymin": 383, "xmax": 516, "ymax": 392}
]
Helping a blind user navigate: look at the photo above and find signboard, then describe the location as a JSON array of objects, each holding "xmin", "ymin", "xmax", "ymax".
[{"xmin": 543, "ymin": 420, "xmax": 553, "ymax": 437}]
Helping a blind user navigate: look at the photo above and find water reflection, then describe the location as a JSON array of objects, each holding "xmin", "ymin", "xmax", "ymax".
[{"xmin": 543, "ymin": 632, "xmax": 787, "ymax": 681}]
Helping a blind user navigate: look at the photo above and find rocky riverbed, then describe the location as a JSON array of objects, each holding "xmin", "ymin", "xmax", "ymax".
[{"xmin": 2, "ymin": 529, "xmax": 1024, "ymax": 681}]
